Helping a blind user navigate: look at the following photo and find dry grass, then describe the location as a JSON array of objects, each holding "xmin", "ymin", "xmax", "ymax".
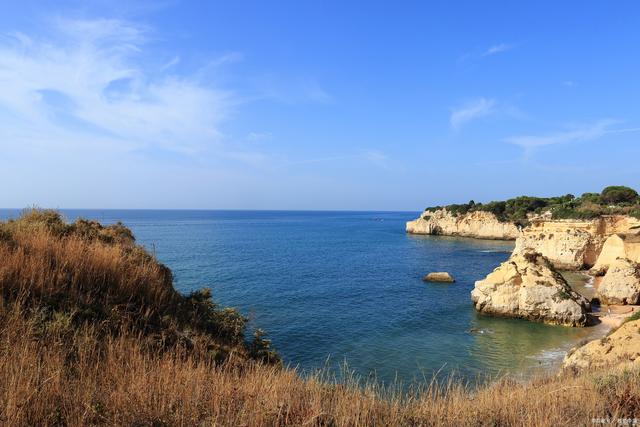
[{"xmin": 1, "ymin": 209, "xmax": 639, "ymax": 426}]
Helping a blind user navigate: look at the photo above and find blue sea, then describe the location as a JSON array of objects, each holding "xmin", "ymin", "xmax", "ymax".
[{"xmin": 0, "ymin": 209, "xmax": 602, "ymax": 385}]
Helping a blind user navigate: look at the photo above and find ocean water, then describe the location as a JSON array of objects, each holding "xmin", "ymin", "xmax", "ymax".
[{"xmin": 0, "ymin": 209, "xmax": 603, "ymax": 385}]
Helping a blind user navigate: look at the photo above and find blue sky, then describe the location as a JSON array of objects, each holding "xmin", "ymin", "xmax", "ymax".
[{"xmin": 1, "ymin": 1, "xmax": 639, "ymax": 210}]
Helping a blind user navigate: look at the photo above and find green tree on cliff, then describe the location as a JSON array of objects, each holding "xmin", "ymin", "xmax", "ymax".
[{"xmin": 601, "ymin": 186, "xmax": 639, "ymax": 204}]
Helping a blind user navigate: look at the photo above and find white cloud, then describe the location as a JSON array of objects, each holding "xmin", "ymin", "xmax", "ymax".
[
  {"xmin": 450, "ymin": 98, "xmax": 496, "ymax": 130},
  {"xmin": 481, "ymin": 43, "xmax": 513, "ymax": 57},
  {"xmin": 252, "ymin": 74, "xmax": 332, "ymax": 104},
  {"xmin": 0, "ymin": 18, "xmax": 243, "ymax": 157},
  {"xmin": 504, "ymin": 119, "xmax": 640, "ymax": 150},
  {"xmin": 247, "ymin": 131, "xmax": 272, "ymax": 142},
  {"xmin": 363, "ymin": 149, "xmax": 387, "ymax": 163},
  {"xmin": 275, "ymin": 150, "xmax": 389, "ymax": 169},
  {"xmin": 303, "ymin": 79, "xmax": 332, "ymax": 103},
  {"xmin": 160, "ymin": 56, "xmax": 181, "ymax": 71},
  {"xmin": 460, "ymin": 43, "xmax": 514, "ymax": 61},
  {"xmin": 362, "ymin": 149, "xmax": 389, "ymax": 169}
]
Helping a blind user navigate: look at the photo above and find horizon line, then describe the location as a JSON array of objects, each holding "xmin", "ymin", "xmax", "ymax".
[{"xmin": 0, "ymin": 207, "xmax": 421, "ymax": 213}]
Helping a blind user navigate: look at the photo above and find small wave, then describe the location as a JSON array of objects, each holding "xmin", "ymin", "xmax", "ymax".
[
  {"xmin": 479, "ymin": 249, "xmax": 512, "ymax": 253},
  {"xmin": 584, "ymin": 275, "xmax": 594, "ymax": 288},
  {"xmin": 526, "ymin": 348, "xmax": 567, "ymax": 362},
  {"xmin": 467, "ymin": 328, "xmax": 495, "ymax": 335}
]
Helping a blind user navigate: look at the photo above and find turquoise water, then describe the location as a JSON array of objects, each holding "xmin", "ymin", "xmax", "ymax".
[{"xmin": 0, "ymin": 209, "xmax": 602, "ymax": 384}]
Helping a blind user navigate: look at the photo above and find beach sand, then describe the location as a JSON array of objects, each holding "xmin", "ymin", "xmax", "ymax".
[
  {"xmin": 593, "ymin": 305, "xmax": 639, "ymax": 328},
  {"xmin": 562, "ymin": 270, "xmax": 639, "ymax": 328}
]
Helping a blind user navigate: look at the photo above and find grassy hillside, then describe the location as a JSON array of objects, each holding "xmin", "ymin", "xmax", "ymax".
[
  {"xmin": 425, "ymin": 185, "xmax": 640, "ymax": 225},
  {"xmin": 1, "ymin": 210, "xmax": 639, "ymax": 425},
  {"xmin": 0, "ymin": 209, "xmax": 279, "ymax": 365}
]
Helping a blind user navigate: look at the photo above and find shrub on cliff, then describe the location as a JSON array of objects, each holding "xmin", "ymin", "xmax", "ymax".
[
  {"xmin": 579, "ymin": 192, "xmax": 603, "ymax": 204},
  {"xmin": 551, "ymin": 205, "xmax": 602, "ymax": 220},
  {"xmin": 601, "ymin": 186, "xmax": 639, "ymax": 205}
]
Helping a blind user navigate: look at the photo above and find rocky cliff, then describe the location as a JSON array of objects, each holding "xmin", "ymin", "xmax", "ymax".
[
  {"xmin": 471, "ymin": 249, "xmax": 591, "ymax": 326},
  {"xmin": 563, "ymin": 318, "xmax": 640, "ymax": 372},
  {"xmin": 406, "ymin": 209, "xmax": 520, "ymax": 240},
  {"xmin": 596, "ymin": 257, "xmax": 640, "ymax": 305},
  {"xmin": 513, "ymin": 216, "xmax": 640, "ymax": 270},
  {"xmin": 591, "ymin": 232, "xmax": 640, "ymax": 274},
  {"xmin": 406, "ymin": 210, "xmax": 640, "ymax": 271}
]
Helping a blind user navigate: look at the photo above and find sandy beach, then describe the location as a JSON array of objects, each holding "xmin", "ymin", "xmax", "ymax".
[{"xmin": 593, "ymin": 304, "xmax": 639, "ymax": 328}]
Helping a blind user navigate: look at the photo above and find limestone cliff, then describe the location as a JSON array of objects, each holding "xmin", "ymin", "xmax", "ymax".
[
  {"xmin": 563, "ymin": 319, "xmax": 640, "ymax": 372},
  {"xmin": 513, "ymin": 216, "xmax": 640, "ymax": 270},
  {"xmin": 596, "ymin": 257, "xmax": 640, "ymax": 305},
  {"xmin": 471, "ymin": 249, "xmax": 591, "ymax": 326},
  {"xmin": 406, "ymin": 209, "xmax": 520, "ymax": 240},
  {"xmin": 591, "ymin": 232, "xmax": 640, "ymax": 274},
  {"xmin": 407, "ymin": 205, "xmax": 639, "ymax": 271}
]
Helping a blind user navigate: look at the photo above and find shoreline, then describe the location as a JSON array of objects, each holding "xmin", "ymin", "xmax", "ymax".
[
  {"xmin": 564, "ymin": 270, "xmax": 640, "ymax": 328},
  {"xmin": 469, "ymin": 269, "xmax": 639, "ymax": 381}
]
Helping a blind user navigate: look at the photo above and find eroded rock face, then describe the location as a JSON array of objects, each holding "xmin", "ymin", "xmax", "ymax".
[
  {"xmin": 514, "ymin": 216, "xmax": 640, "ymax": 270},
  {"xmin": 563, "ymin": 319, "xmax": 640, "ymax": 372},
  {"xmin": 591, "ymin": 232, "xmax": 640, "ymax": 275},
  {"xmin": 406, "ymin": 209, "xmax": 520, "ymax": 240},
  {"xmin": 471, "ymin": 249, "xmax": 591, "ymax": 326},
  {"xmin": 597, "ymin": 257, "xmax": 640, "ymax": 305}
]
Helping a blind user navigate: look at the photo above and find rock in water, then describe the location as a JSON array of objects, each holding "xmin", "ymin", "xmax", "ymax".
[
  {"xmin": 423, "ymin": 272, "xmax": 455, "ymax": 283},
  {"xmin": 563, "ymin": 319, "xmax": 640, "ymax": 372},
  {"xmin": 471, "ymin": 249, "xmax": 591, "ymax": 326},
  {"xmin": 596, "ymin": 257, "xmax": 640, "ymax": 305}
]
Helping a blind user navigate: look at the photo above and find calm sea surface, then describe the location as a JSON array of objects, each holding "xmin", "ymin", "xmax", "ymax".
[{"xmin": 0, "ymin": 209, "xmax": 603, "ymax": 385}]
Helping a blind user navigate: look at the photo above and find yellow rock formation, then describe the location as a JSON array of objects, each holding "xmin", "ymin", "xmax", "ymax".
[
  {"xmin": 563, "ymin": 319, "xmax": 640, "ymax": 372},
  {"xmin": 471, "ymin": 249, "xmax": 590, "ymax": 326}
]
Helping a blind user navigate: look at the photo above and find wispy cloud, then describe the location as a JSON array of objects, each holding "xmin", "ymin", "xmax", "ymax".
[
  {"xmin": 247, "ymin": 131, "xmax": 272, "ymax": 142},
  {"xmin": 481, "ymin": 43, "xmax": 513, "ymax": 57},
  {"xmin": 459, "ymin": 43, "xmax": 515, "ymax": 62},
  {"xmin": 160, "ymin": 56, "xmax": 181, "ymax": 71},
  {"xmin": 303, "ymin": 79, "xmax": 332, "ymax": 103},
  {"xmin": 504, "ymin": 120, "xmax": 640, "ymax": 153},
  {"xmin": 0, "ymin": 17, "xmax": 252, "ymax": 158},
  {"xmin": 277, "ymin": 150, "xmax": 389, "ymax": 169},
  {"xmin": 252, "ymin": 75, "xmax": 332, "ymax": 104},
  {"xmin": 450, "ymin": 98, "xmax": 496, "ymax": 130}
]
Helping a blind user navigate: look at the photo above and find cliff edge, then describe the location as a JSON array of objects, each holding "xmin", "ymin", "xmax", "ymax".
[
  {"xmin": 406, "ymin": 209, "xmax": 520, "ymax": 240},
  {"xmin": 514, "ymin": 215, "xmax": 640, "ymax": 270}
]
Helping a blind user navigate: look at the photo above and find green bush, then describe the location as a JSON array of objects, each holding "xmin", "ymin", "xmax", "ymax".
[
  {"xmin": 601, "ymin": 186, "xmax": 639, "ymax": 204},
  {"xmin": 249, "ymin": 329, "xmax": 281, "ymax": 364},
  {"xmin": 578, "ymin": 192, "xmax": 603, "ymax": 204},
  {"xmin": 624, "ymin": 310, "xmax": 640, "ymax": 324},
  {"xmin": 551, "ymin": 206, "xmax": 601, "ymax": 220}
]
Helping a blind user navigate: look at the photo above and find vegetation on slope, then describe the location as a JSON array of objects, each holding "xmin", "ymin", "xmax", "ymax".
[
  {"xmin": 0, "ymin": 209, "xmax": 279, "ymax": 365},
  {"xmin": 1, "ymin": 209, "xmax": 640, "ymax": 425},
  {"xmin": 426, "ymin": 185, "xmax": 640, "ymax": 225}
]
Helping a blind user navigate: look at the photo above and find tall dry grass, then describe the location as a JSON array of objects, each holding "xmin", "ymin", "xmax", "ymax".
[
  {"xmin": 0, "ymin": 210, "xmax": 639, "ymax": 426},
  {"xmin": 0, "ymin": 209, "xmax": 277, "ymax": 364}
]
